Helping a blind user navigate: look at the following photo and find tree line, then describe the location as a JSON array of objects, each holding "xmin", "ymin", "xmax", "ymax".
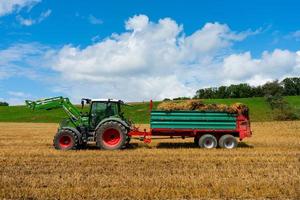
[
  {"xmin": 0, "ymin": 102, "xmax": 9, "ymax": 106},
  {"xmin": 194, "ymin": 77, "xmax": 300, "ymax": 99}
]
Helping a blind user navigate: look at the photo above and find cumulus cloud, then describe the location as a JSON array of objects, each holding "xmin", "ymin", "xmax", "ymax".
[
  {"xmin": 0, "ymin": 0, "xmax": 40, "ymax": 17},
  {"xmin": 48, "ymin": 15, "xmax": 259, "ymax": 101},
  {"xmin": 221, "ymin": 49, "xmax": 300, "ymax": 85},
  {"xmin": 44, "ymin": 14, "xmax": 299, "ymax": 101},
  {"xmin": 16, "ymin": 9, "xmax": 51, "ymax": 26},
  {"xmin": 1, "ymin": 15, "xmax": 299, "ymax": 103}
]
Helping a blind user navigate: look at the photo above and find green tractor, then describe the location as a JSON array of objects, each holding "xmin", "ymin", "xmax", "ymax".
[{"xmin": 26, "ymin": 97, "xmax": 132, "ymax": 150}]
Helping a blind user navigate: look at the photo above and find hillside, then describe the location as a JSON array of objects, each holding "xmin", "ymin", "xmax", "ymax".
[{"xmin": 0, "ymin": 96, "xmax": 299, "ymax": 124}]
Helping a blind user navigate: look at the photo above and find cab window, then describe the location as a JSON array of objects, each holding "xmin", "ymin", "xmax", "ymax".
[{"xmin": 90, "ymin": 102, "xmax": 119, "ymax": 127}]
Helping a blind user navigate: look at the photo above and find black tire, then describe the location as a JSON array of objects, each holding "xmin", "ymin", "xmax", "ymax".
[
  {"xmin": 218, "ymin": 134, "xmax": 238, "ymax": 149},
  {"xmin": 194, "ymin": 136, "xmax": 199, "ymax": 145},
  {"xmin": 53, "ymin": 129, "xmax": 79, "ymax": 150},
  {"xmin": 96, "ymin": 121, "xmax": 127, "ymax": 150},
  {"xmin": 80, "ymin": 142, "xmax": 88, "ymax": 149},
  {"xmin": 198, "ymin": 134, "xmax": 217, "ymax": 149},
  {"xmin": 126, "ymin": 136, "xmax": 131, "ymax": 144}
]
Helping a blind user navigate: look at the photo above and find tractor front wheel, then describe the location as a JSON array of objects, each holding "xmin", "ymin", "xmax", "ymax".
[
  {"xmin": 96, "ymin": 121, "xmax": 127, "ymax": 150},
  {"xmin": 53, "ymin": 129, "xmax": 79, "ymax": 150}
]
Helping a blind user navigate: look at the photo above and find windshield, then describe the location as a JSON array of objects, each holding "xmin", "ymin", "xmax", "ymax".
[{"xmin": 90, "ymin": 102, "xmax": 119, "ymax": 128}]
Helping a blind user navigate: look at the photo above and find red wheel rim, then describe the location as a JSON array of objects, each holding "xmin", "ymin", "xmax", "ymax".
[
  {"xmin": 59, "ymin": 135, "xmax": 73, "ymax": 149},
  {"xmin": 102, "ymin": 128, "xmax": 121, "ymax": 147}
]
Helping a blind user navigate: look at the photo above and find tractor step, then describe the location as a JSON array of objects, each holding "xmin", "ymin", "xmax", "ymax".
[{"xmin": 87, "ymin": 137, "xmax": 94, "ymax": 142}]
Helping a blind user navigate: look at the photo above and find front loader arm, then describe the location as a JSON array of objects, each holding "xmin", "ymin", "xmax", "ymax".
[{"xmin": 25, "ymin": 96, "xmax": 82, "ymax": 123}]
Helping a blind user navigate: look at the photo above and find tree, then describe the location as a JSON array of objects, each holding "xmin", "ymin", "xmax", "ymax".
[
  {"xmin": 0, "ymin": 102, "xmax": 9, "ymax": 106},
  {"xmin": 282, "ymin": 77, "xmax": 300, "ymax": 96},
  {"xmin": 252, "ymin": 85, "xmax": 264, "ymax": 97},
  {"xmin": 193, "ymin": 77, "xmax": 300, "ymax": 99},
  {"xmin": 236, "ymin": 83, "xmax": 253, "ymax": 98},
  {"xmin": 173, "ymin": 97, "xmax": 191, "ymax": 100},
  {"xmin": 216, "ymin": 86, "xmax": 229, "ymax": 98},
  {"xmin": 262, "ymin": 80, "xmax": 284, "ymax": 97},
  {"xmin": 227, "ymin": 84, "xmax": 240, "ymax": 98},
  {"xmin": 194, "ymin": 88, "xmax": 217, "ymax": 99}
]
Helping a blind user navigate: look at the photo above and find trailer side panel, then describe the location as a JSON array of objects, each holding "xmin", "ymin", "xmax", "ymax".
[{"xmin": 151, "ymin": 111, "xmax": 237, "ymax": 130}]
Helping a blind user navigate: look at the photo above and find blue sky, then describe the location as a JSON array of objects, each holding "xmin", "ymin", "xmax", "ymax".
[{"xmin": 0, "ymin": 0, "xmax": 300, "ymax": 104}]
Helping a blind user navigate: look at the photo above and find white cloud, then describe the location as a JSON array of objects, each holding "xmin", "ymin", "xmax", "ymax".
[
  {"xmin": 183, "ymin": 23, "xmax": 258, "ymax": 58},
  {"xmin": 4, "ymin": 97, "xmax": 26, "ymax": 105},
  {"xmin": 16, "ymin": 15, "xmax": 34, "ymax": 26},
  {"xmin": 8, "ymin": 91, "xmax": 32, "ymax": 105},
  {"xmin": 125, "ymin": 14, "xmax": 149, "ymax": 31},
  {"xmin": 221, "ymin": 49, "xmax": 300, "ymax": 85},
  {"xmin": 0, "ymin": 43, "xmax": 51, "ymax": 80},
  {"xmin": 88, "ymin": 14, "xmax": 103, "ymax": 25},
  {"xmin": 1, "ymin": 15, "xmax": 299, "ymax": 103},
  {"xmin": 0, "ymin": 0, "xmax": 40, "ymax": 17},
  {"xmin": 8, "ymin": 91, "xmax": 30, "ymax": 97},
  {"xmin": 16, "ymin": 9, "xmax": 51, "ymax": 26},
  {"xmin": 47, "ymin": 14, "xmax": 262, "ymax": 101}
]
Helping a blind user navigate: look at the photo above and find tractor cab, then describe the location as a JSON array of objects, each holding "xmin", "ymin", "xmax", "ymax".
[{"xmin": 81, "ymin": 98, "xmax": 125, "ymax": 129}]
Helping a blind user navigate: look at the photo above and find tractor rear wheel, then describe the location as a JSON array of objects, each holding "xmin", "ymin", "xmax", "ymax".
[
  {"xmin": 198, "ymin": 134, "xmax": 217, "ymax": 149},
  {"xmin": 96, "ymin": 121, "xmax": 127, "ymax": 150},
  {"xmin": 218, "ymin": 134, "xmax": 238, "ymax": 149},
  {"xmin": 53, "ymin": 129, "xmax": 79, "ymax": 150}
]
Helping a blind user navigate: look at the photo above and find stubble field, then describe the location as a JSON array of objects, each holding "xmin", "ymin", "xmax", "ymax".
[{"xmin": 0, "ymin": 122, "xmax": 299, "ymax": 199}]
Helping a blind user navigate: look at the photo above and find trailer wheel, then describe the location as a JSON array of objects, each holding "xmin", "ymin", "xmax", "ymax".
[
  {"xmin": 53, "ymin": 129, "xmax": 79, "ymax": 150},
  {"xmin": 96, "ymin": 121, "xmax": 127, "ymax": 150},
  {"xmin": 198, "ymin": 134, "xmax": 217, "ymax": 149},
  {"xmin": 219, "ymin": 134, "xmax": 238, "ymax": 149}
]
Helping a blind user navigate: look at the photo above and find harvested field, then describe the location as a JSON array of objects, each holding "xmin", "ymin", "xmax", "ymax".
[{"xmin": 0, "ymin": 122, "xmax": 300, "ymax": 199}]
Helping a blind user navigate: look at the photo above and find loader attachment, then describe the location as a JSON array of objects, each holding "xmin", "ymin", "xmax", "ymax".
[
  {"xmin": 25, "ymin": 96, "xmax": 82, "ymax": 125},
  {"xmin": 25, "ymin": 100, "xmax": 36, "ymax": 110}
]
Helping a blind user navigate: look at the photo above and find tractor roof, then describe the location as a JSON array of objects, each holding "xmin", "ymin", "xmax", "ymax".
[{"xmin": 91, "ymin": 99, "xmax": 124, "ymax": 103}]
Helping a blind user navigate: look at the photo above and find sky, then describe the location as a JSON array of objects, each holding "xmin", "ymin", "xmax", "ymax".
[{"xmin": 0, "ymin": 0, "xmax": 299, "ymax": 105}]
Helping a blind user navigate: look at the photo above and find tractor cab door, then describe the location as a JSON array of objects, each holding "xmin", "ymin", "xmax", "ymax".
[{"xmin": 89, "ymin": 101, "xmax": 119, "ymax": 129}]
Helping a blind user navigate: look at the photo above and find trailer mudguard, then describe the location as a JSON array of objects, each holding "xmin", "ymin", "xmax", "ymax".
[{"xmin": 95, "ymin": 117, "xmax": 130, "ymax": 131}]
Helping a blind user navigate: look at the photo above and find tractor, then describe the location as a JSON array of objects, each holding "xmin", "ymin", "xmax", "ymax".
[{"xmin": 26, "ymin": 97, "xmax": 132, "ymax": 150}]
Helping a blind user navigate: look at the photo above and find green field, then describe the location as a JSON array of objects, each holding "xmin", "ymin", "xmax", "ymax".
[{"xmin": 0, "ymin": 96, "xmax": 299, "ymax": 124}]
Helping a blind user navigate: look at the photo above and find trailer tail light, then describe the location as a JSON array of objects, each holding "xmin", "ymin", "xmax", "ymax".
[{"xmin": 240, "ymin": 121, "xmax": 248, "ymax": 128}]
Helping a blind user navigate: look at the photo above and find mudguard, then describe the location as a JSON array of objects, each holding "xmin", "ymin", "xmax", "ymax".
[{"xmin": 95, "ymin": 117, "xmax": 130, "ymax": 131}]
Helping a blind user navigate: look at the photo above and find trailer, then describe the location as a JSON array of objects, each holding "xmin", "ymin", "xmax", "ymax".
[
  {"xmin": 129, "ymin": 101, "xmax": 252, "ymax": 149},
  {"xmin": 26, "ymin": 97, "xmax": 252, "ymax": 150}
]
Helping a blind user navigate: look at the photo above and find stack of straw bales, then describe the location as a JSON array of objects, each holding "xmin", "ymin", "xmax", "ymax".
[{"xmin": 157, "ymin": 100, "xmax": 248, "ymax": 115}]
